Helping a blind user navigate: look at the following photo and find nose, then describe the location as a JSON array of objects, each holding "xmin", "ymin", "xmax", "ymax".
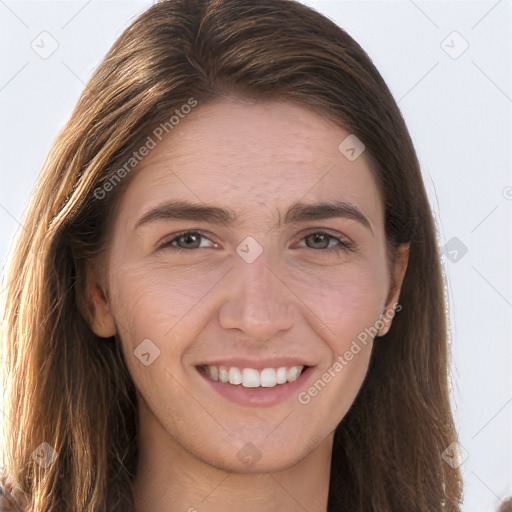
[{"xmin": 218, "ymin": 249, "xmax": 295, "ymax": 342}]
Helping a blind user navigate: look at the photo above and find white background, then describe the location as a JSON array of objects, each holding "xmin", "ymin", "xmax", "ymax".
[{"xmin": 0, "ymin": 1, "xmax": 511, "ymax": 511}]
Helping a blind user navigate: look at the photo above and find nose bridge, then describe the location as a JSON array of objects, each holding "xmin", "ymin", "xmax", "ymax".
[
  {"xmin": 247, "ymin": 258, "xmax": 276, "ymax": 303},
  {"xmin": 218, "ymin": 243, "xmax": 294, "ymax": 339},
  {"xmin": 237, "ymin": 247, "xmax": 282, "ymax": 313}
]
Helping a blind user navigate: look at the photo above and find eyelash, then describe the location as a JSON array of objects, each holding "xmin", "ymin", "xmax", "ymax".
[{"xmin": 158, "ymin": 230, "xmax": 354, "ymax": 253}]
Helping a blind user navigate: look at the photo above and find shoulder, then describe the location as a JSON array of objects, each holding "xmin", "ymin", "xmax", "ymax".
[
  {"xmin": 0, "ymin": 470, "xmax": 25, "ymax": 512},
  {"xmin": 0, "ymin": 484, "xmax": 23, "ymax": 512}
]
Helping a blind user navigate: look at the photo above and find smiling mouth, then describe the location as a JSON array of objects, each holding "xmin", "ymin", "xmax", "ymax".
[{"xmin": 197, "ymin": 364, "xmax": 308, "ymax": 388}]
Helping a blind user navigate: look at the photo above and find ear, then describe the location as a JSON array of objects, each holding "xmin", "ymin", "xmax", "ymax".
[
  {"xmin": 378, "ymin": 243, "xmax": 409, "ymax": 337},
  {"xmin": 81, "ymin": 259, "xmax": 117, "ymax": 338}
]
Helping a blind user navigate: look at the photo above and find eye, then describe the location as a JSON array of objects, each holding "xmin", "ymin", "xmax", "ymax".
[
  {"xmin": 158, "ymin": 231, "xmax": 218, "ymax": 251},
  {"xmin": 301, "ymin": 232, "xmax": 353, "ymax": 252}
]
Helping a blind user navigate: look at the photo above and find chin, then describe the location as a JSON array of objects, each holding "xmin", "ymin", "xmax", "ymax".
[{"xmin": 197, "ymin": 431, "xmax": 328, "ymax": 475}]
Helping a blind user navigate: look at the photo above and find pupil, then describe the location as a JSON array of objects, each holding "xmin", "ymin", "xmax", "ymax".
[
  {"xmin": 308, "ymin": 234, "xmax": 328, "ymax": 249},
  {"xmin": 181, "ymin": 233, "xmax": 199, "ymax": 248}
]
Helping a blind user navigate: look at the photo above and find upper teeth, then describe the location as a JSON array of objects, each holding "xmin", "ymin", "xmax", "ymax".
[{"xmin": 203, "ymin": 365, "xmax": 304, "ymax": 388}]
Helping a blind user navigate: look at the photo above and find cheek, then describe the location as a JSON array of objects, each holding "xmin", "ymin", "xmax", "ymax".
[
  {"xmin": 107, "ymin": 258, "xmax": 226, "ymax": 349},
  {"xmin": 104, "ymin": 260, "xmax": 219, "ymax": 439},
  {"xmin": 290, "ymin": 257, "xmax": 388, "ymax": 347},
  {"xmin": 105, "ymin": 262, "xmax": 221, "ymax": 411},
  {"xmin": 292, "ymin": 263, "xmax": 385, "ymax": 421}
]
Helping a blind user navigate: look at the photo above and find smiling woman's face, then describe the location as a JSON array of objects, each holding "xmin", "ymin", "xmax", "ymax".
[{"xmin": 87, "ymin": 98, "xmax": 408, "ymax": 474}]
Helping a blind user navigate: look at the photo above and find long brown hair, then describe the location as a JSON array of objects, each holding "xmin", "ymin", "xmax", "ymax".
[{"xmin": 0, "ymin": 0, "xmax": 463, "ymax": 510}]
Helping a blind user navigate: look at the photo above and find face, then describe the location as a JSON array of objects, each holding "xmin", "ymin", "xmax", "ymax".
[{"xmin": 88, "ymin": 98, "xmax": 408, "ymax": 474}]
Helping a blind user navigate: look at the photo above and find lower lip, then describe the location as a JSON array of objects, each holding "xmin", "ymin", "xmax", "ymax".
[{"xmin": 197, "ymin": 366, "xmax": 314, "ymax": 407}]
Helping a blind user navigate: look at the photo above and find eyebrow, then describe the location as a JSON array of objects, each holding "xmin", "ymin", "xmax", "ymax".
[{"xmin": 135, "ymin": 199, "xmax": 373, "ymax": 233}]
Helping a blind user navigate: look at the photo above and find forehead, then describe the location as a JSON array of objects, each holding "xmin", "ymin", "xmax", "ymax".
[{"xmin": 116, "ymin": 98, "xmax": 384, "ymax": 230}]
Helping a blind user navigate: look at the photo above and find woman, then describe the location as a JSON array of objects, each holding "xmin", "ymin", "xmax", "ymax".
[{"xmin": 0, "ymin": 0, "xmax": 463, "ymax": 510}]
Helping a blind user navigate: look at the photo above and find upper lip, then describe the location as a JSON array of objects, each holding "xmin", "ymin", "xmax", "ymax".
[{"xmin": 196, "ymin": 358, "xmax": 312, "ymax": 370}]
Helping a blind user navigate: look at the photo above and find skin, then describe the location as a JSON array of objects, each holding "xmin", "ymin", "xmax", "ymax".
[{"xmin": 86, "ymin": 97, "xmax": 409, "ymax": 512}]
